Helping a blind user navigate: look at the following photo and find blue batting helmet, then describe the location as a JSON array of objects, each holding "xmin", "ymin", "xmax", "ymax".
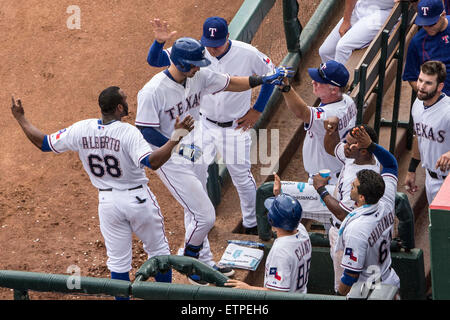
[
  {"xmin": 264, "ymin": 193, "xmax": 302, "ymax": 231},
  {"xmin": 170, "ymin": 37, "xmax": 211, "ymax": 72}
]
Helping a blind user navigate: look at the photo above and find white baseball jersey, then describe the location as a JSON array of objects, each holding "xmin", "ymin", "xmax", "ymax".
[
  {"xmin": 333, "ymin": 142, "xmax": 381, "ymax": 218},
  {"xmin": 135, "ymin": 68, "xmax": 230, "ymax": 140},
  {"xmin": 264, "ymin": 224, "xmax": 312, "ymax": 293},
  {"xmin": 303, "ymin": 94, "xmax": 357, "ymax": 181},
  {"xmin": 46, "ymin": 118, "xmax": 170, "ymax": 273},
  {"xmin": 47, "ymin": 119, "xmax": 151, "ymax": 190},
  {"xmin": 356, "ymin": 0, "xmax": 394, "ymax": 11},
  {"xmin": 411, "ymin": 94, "xmax": 450, "ymax": 176},
  {"xmin": 201, "ymin": 40, "xmax": 275, "ymax": 122},
  {"xmin": 337, "ymin": 172, "xmax": 400, "ymax": 287}
]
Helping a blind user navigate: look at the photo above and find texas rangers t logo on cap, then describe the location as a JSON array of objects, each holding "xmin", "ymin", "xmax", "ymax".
[
  {"xmin": 422, "ymin": 6, "xmax": 430, "ymax": 15},
  {"xmin": 209, "ymin": 27, "xmax": 217, "ymax": 37}
]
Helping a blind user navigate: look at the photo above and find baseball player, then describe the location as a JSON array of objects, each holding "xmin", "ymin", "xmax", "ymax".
[
  {"xmin": 10, "ymin": 87, "xmax": 194, "ymax": 299},
  {"xmin": 405, "ymin": 60, "xmax": 450, "ymax": 204},
  {"xmin": 319, "ymin": 0, "xmax": 395, "ymax": 64},
  {"xmin": 335, "ymin": 126, "xmax": 400, "ymax": 296},
  {"xmin": 403, "ymin": 0, "xmax": 450, "ymax": 95},
  {"xmin": 279, "ymin": 60, "xmax": 357, "ymax": 186},
  {"xmin": 225, "ymin": 193, "xmax": 312, "ymax": 293},
  {"xmin": 269, "ymin": 123, "xmax": 380, "ymax": 293},
  {"xmin": 146, "ymin": 17, "xmax": 277, "ymax": 235},
  {"xmin": 136, "ymin": 36, "xmax": 290, "ymax": 285}
]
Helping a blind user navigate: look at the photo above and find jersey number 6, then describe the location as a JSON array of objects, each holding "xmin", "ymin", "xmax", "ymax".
[{"xmin": 88, "ymin": 154, "xmax": 122, "ymax": 178}]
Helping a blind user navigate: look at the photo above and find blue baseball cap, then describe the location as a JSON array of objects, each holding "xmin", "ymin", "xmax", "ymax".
[
  {"xmin": 201, "ymin": 16, "xmax": 228, "ymax": 48},
  {"xmin": 308, "ymin": 60, "xmax": 349, "ymax": 88},
  {"xmin": 416, "ymin": 0, "xmax": 444, "ymax": 26}
]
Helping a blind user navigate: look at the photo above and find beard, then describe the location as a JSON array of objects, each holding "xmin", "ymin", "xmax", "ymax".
[{"xmin": 417, "ymin": 86, "xmax": 438, "ymax": 101}]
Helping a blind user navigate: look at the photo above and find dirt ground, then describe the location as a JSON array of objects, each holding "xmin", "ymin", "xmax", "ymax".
[{"xmin": 0, "ymin": 0, "xmax": 319, "ymax": 300}]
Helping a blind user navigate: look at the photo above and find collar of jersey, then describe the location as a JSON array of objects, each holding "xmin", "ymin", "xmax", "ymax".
[
  {"xmin": 423, "ymin": 93, "xmax": 446, "ymax": 110},
  {"xmin": 98, "ymin": 119, "xmax": 118, "ymax": 126},
  {"xmin": 163, "ymin": 69, "xmax": 186, "ymax": 87},
  {"xmin": 216, "ymin": 40, "xmax": 232, "ymax": 61}
]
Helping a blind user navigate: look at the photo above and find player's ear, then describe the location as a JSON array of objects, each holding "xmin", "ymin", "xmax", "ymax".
[{"xmin": 438, "ymin": 82, "xmax": 445, "ymax": 93}]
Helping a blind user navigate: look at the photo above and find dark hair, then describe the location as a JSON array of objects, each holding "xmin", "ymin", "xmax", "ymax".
[
  {"xmin": 356, "ymin": 169, "xmax": 385, "ymax": 205},
  {"xmin": 349, "ymin": 124, "xmax": 378, "ymax": 144},
  {"xmin": 421, "ymin": 61, "xmax": 447, "ymax": 84},
  {"xmin": 98, "ymin": 86, "xmax": 123, "ymax": 115}
]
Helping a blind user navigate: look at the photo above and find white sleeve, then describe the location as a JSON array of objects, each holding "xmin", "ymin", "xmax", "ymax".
[
  {"xmin": 200, "ymin": 69, "xmax": 230, "ymax": 95},
  {"xmin": 250, "ymin": 49, "xmax": 275, "ymax": 74},
  {"xmin": 380, "ymin": 173, "xmax": 398, "ymax": 212},
  {"xmin": 264, "ymin": 250, "xmax": 293, "ymax": 292},
  {"xmin": 334, "ymin": 142, "xmax": 346, "ymax": 165},
  {"xmin": 123, "ymin": 126, "xmax": 153, "ymax": 168},
  {"xmin": 304, "ymin": 106, "xmax": 328, "ymax": 131},
  {"xmin": 135, "ymin": 88, "xmax": 161, "ymax": 127},
  {"xmin": 341, "ymin": 234, "xmax": 367, "ymax": 272},
  {"xmin": 47, "ymin": 123, "xmax": 78, "ymax": 154}
]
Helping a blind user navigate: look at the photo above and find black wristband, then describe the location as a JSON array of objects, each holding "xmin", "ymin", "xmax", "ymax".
[
  {"xmin": 278, "ymin": 84, "xmax": 291, "ymax": 92},
  {"xmin": 249, "ymin": 75, "xmax": 263, "ymax": 88},
  {"xmin": 408, "ymin": 157, "xmax": 421, "ymax": 172},
  {"xmin": 316, "ymin": 186, "xmax": 329, "ymax": 200}
]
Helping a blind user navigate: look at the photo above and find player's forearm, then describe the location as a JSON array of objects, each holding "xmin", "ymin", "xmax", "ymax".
[
  {"xmin": 148, "ymin": 140, "xmax": 178, "ymax": 170},
  {"xmin": 343, "ymin": 0, "xmax": 357, "ymax": 22},
  {"xmin": 226, "ymin": 76, "xmax": 252, "ymax": 92},
  {"xmin": 322, "ymin": 195, "xmax": 350, "ymax": 222},
  {"xmin": 369, "ymin": 143, "xmax": 398, "ymax": 176},
  {"xmin": 324, "ymin": 131, "xmax": 340, "ymax": 156},
  {"xmin": 147, "ymin": 40, "xmax": 171, "ymax": 67},
  {"xmin": 281, "ymin": 87, "xmax": 311, "ymax": 122},
  {"xmin": 15, "ymin": 116, "xmax": 46, "ymax": 150},
  {"xmin": 411, "ymin": 135, "xmax": 420, "ymax": 160}
]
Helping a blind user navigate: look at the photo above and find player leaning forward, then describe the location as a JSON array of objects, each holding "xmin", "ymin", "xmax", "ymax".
[
  {"xmin": 336, "ymin": 126, "xmax": 400, "ymax": 296},
  {"xmin": 147, "ymin": 17, "xmax": 277, "ymax": 236},
  {"xmin": 11, "ymin": 87, "xmax": 194, "ymax": 296},
  {"xmin": 135, "ymin": 36, "xmax": 291, "ymax": 284}
]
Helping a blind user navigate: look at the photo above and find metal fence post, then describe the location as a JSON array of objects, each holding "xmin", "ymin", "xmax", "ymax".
[
  {"xmin": 356, "ymin": 64, "xmax": 368, "ymax": 125},
  {"xmin": 374, "ymin": 30, "xmax": 390, "ymax": 138}
]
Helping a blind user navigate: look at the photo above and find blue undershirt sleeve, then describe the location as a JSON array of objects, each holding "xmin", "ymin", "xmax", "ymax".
[
  {"xmin": 252, "ymin": 83, "xmax": 274, "ymax": 112},
  {"xmin": 139, "ymin": 126, "xmax": 169, "ymax": 148},
  {"xmin": 140, "ymin": 155, "xmax": 152, "ymax": 169},
  {"xmin": 147, "ymin": 40, "xmax": 171, "ymax": 67},
  {"xmin": 41, "ymin": 135, "xmax": 51, "ymax": 152},
  {"xmin": 371, "ymin": 143, "xmax": 398, "ymax": 177}
]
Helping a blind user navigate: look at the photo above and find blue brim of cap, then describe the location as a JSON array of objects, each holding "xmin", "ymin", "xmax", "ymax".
[
  {"xmin": 415, "ymin": 15, "xmax": 440, "ymax": 26},
  {"xmin": 200, "ymin": 35, "xmax": 227, "ymax": 48},
  {"xmin": 264, "ymin": 197, "xmax": 275, "ymax": 211},
  {"xmin": 308, "ymin": 68, "xmax": 328, "ymax": 84}
]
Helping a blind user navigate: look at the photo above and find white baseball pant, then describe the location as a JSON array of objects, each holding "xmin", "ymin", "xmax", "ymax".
[
  {"xmin": 98, "ymin": 185, "xmax": 170, "ymax": 273},
  {"xmin": 425, "ymin": 170, "xmax": 447, "ymax": 205},
  {"xmin": 319, "ymin": 4, "xmax": 392, "ymax": 64}
]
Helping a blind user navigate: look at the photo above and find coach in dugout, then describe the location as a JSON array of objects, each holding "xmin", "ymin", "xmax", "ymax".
[{"xmin": 402, "ymin": 0, "xmax": 450, "ymax": 95}]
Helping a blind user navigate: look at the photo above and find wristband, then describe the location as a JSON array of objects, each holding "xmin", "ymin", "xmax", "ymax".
[
  {"xmin": 249, "ymin": 75, "xmax": 263, "ymax": 88},
  {"xmin": 408, "ymin": 157, "xmax": 421, "ymax": 172},
  {"xmin": 316, "ymin": 186, "xmax": 329, "ymax": 200},
  {"xmin": 278, "ymin": 84, "xmax": 291, "ymax": 92}
]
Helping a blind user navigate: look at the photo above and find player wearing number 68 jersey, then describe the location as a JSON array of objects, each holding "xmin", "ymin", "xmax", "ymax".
[
  {"xmin": 11, "ymin": 87, "xmax": 194, "ymax": 299},
  {"xmin": 335, "ymin": 127, "xmax": 400, "ymax": 296}
]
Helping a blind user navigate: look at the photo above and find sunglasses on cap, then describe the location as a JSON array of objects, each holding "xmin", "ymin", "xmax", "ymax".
[{"xmin": 318, "ymin": 63, "xmax": 342, "ymax": 87}]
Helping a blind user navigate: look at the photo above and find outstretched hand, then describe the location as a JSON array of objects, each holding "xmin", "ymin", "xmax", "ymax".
[
  {"xmin": 11, "ymin": 96, "xmax": 24, "ymax": 120},
  {"xmin": 262, "ymin": 66, "xmax": 295, "ymax": 85},
  {"xmin": 273, "ymin": 172, "xmax": 281, "ymax": 196},
  {"xmin": 172, "ymin": 115, "xmax": 194, "ymax": 142},
  {"xmin": 150, "ymin": 18, "xmax": 177, "ymax": 44},
  {"xmin": 351, "ymin": 126, "xmax": 372, "ymax": 149},
  {"xmin": 236, "ymin": 108, "xmax": 260, "ymax": 131}
]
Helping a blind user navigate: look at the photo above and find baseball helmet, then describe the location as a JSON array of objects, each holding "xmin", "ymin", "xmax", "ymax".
[
  {"xmin": 264, "ymin": 193, "xmax": 302, "ymax": 231},
  {"xmin": 170, "ymin": 37, "xmax": 211, "ymax": 72}
]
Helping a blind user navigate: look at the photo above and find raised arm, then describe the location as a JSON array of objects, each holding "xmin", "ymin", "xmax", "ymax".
[
  {"xmin": 147, "ymin": 18, "xmax": 176, "ymax": 67},
  {"xmin": 324, "ymin": 116, "xmax": 341, "ymax": 156},
  {"xmin": 11, "ymin": 97, "xmax": 46, "ymax": 150}
]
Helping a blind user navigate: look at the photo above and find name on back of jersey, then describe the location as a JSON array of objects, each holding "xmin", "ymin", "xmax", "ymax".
[
  {"xmin": 368, "ymin": 211, "xmax": 394, "ymax": 247},
  {"xmin": 81, "ymin": 136, "xmax": 120, "ymax": 152}
]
